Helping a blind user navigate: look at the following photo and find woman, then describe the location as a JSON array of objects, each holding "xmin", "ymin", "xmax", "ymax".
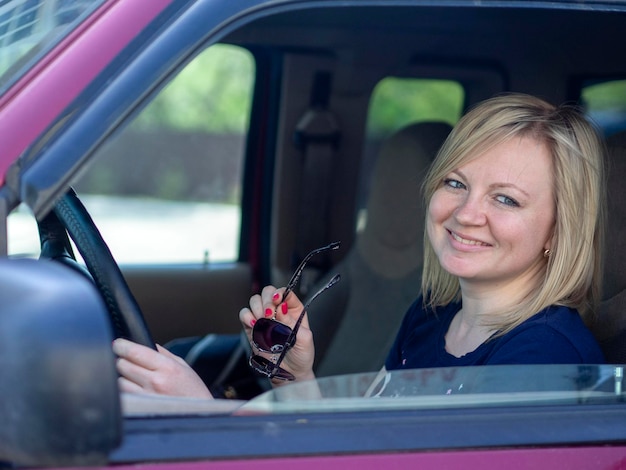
[
  {"xmin": 241, "ymin": 93, "xmax": 605, "ymax": 385},
  {"xmin": 114, "ymin": 93, "xmax": 605, "ymax": 396}
]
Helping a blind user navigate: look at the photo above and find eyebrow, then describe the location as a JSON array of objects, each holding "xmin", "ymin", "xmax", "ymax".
[
  {"xmin": 489, "ymin": 183, "xmax": 530, "ymax": 198},
  {"xmin": 452, "ymin": 170, "xmax": 530, "ymax": 198}
]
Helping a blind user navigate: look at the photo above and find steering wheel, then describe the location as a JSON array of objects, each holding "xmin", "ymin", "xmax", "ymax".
[{"xmin": 38, "ymin": 188, "xmax": 156, "ymax": 349}]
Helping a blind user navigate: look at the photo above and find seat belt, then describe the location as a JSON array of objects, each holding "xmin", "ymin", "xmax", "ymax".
[{"xmin": 292, "ymin": 71, "xmax": 341, "ymax": 294}]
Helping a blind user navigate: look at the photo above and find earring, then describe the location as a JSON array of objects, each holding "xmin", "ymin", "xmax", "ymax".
[{"xmin": 543, "ymin": 249, "xmax": 551, "ymax": 258}]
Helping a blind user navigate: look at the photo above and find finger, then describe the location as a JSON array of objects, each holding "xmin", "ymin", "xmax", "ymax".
[
  {"xmin": 254, "ymin": 291, "xmax": 281, "ymax": 320},
  {"xmin": 260, "ymin": 285, "xmax": 284, "ymax": 317},
  {"xmin": 113, "ymin": 338, "xmax": 161, "ymax": 370},
  {"xmin": 267, "ymin": 285, "xmax": 286, "ymax": 306},
  {"xmin": 265, "ymin": 286, "xmax": 289, "ymax": 317},
  {"xmin": 115, "ymin": 356, "xmax": 152, "ymax": 389},
  {"xmin": 278, "ymin": 290, "xmax": 306, "ymax": 322},
  {"xmin": 260, "ymin": 284, "xmax": 279, "ymax": 304},
  {"xmin": 117, "ymin": 375, "xmax": 146, "ymax": 395},
  {"xmin": 239, "ymin": 307, "xmax": 257, "ymax": 329},
  {"xmin": 248, "ymin": 293, "xmax": 265, "ymax": 318}
]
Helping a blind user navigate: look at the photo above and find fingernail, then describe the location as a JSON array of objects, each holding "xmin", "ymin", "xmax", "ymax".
[
  {"xmin": 273, "ymin": 292, "xmax": 281, "ymax": 301},
  {"xmin": 250, "ymin": 319, "xmax": 257, "ymax": 327},
  {"xmin": 281, "ymin": 302, "xmax": 288, "ymax": 314},
  {"xmin": 265, "ymin": 308, "xmax": 273, "ymax": 317}
]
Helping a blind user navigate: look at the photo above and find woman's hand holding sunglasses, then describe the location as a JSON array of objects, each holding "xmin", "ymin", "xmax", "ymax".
[
  {"xmin": 240, "ymin": 242, "xmax": 341, "ymax": 384},
  {"xmin": 240, "ymin": 284, "xmax": 317, "ymax": 384}
]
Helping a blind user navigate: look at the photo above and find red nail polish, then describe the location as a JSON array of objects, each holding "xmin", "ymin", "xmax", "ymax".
[
  {"xmin": 250, "ymin": 319, "xmax": 257, "ymax": 327},
  {"xmin": 273, "ymin": 292, "xmax": 281, "ymax": 301},
  {"xmin": 265, "ymin": 308, "xmax": 273, "ymax": 317},
  {"xmin": 281, "ymin": 302, "xmax": 288, "ymax": 314}
]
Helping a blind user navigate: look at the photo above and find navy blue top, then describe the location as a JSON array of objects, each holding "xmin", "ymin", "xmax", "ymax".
[{"xmin": 385, "ymin": 297, "xmax": 605, "ymax": 370}]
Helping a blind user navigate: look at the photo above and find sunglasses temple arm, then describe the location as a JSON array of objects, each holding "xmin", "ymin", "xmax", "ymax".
[
  {"xmin": 281, "ymin": 241, "xmax": 341, "ymax": 302},
  {"xmin": 292, "ymin": 273, "xmax": 341, "ymax": 334},
  {"xmin": 269, "ymin": 273, "xmax": 341, "ymax": 379}
]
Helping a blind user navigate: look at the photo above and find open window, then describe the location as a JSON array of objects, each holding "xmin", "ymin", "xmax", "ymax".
[{"xmin": 7, "ymin": 44, "xmax": 255, "ymax": 266}]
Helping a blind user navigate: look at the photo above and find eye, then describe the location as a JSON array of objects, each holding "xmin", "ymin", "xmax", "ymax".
[
  {"xmin": 495, "ymin": 194, "xmax": 519, "ymax": 207},
  {"xmin": 443, "ymin": 178, "xmax": 466, "ymax": 190}
]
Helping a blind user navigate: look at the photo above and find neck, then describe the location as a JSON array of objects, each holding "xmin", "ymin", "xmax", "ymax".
[
  {"xmin": 445, "ymin": 266, "xmax": 545, "ymax": 358},
  {"xmin": 457, "ymin": 261, "xmax": 545, "ymax": 321}
]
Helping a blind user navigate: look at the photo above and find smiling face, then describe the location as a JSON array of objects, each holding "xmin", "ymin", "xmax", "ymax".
[{"xmin": 426, "ymin": 135, "xmax": 556, "ymax": 296}]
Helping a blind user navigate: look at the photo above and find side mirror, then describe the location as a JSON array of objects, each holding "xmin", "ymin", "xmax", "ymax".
[{"xmin": 0, "ymin": 258, "xmax": 121, "ymax": 467}]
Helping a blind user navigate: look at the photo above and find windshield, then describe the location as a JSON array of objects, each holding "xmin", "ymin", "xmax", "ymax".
[{"xmin": 0, "ymin": 0, "xmax": 104, "ymax": 92}]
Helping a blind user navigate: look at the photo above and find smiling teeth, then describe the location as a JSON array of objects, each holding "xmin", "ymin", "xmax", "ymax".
[{"xmin": 451, "ymin": 231, "xmax": 488, "ymax": 246}]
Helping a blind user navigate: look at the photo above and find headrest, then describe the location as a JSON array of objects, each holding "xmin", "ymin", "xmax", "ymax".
[{"xmin": 357, "ymin": 121, "xmax": 452, "ymax": 278}]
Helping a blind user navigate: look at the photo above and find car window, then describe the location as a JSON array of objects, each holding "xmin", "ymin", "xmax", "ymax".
[
  {"xmin": 6, "ymin": 202, "xmax": 37, "ymax": 258},
  {"xmin": 356, "ymin": 77, "xmax": 464, "ymax": 230},
  {"xmin": 75, "ymin": 44, "xmax": 253, "ymax": 265},
  {"xmin": 581, "ymin": 79, "xmax": 626, "ymax": 136},
  {"xmin": 0, "ymin": 0, "xmax": 104, "ymax": 92},
  {"xmin": 7, "ymin": 43, "xmax": 255, "ymax": 264},
  {"xmin": 118, "ymin": 364, "xmax": 623, "ymax": 417},
  {"xmin": 240, "ymin": 364, "xmax": 621, "ymax": 415},
  {"xmin": 366, "ymin": 77, "xmax": 463, "ymax": 138}
]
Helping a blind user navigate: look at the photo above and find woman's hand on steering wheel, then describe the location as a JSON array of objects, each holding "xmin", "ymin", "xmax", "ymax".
[{"xmin": 113, "ymin": 338, "xmax": 213, "ymax": 398}]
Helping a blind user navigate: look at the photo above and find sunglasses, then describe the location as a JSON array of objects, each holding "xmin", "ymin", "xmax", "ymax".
[{"xmin": 249, "ymin": 242, "xmax": 341, "ymax": 381}]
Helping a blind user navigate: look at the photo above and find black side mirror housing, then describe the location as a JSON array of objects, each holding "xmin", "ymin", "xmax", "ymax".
[{"xmin": 0, "ymin": 258, "xmax": 121, "ymax": 467}]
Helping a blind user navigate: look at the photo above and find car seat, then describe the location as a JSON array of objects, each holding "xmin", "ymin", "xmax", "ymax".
[
  {"xmin": 594, "ymin": 129, "xmax": 626, "ymax": 363},
  {"xmin": 307, "ymin": 121, "xmax": 453, "ymax": 376}
]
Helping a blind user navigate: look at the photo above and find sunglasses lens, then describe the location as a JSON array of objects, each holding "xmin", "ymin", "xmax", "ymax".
[
  {"xmin": 249, "ymin": 355, "xmax": 295, "ymax": 381},
  {"xmin": 252, "ymin": 318, "xmax": 292, "ymax": 353}
]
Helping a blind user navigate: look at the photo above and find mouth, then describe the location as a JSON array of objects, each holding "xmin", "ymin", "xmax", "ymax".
[{"xmin": 448, "ymin": 229, "xmax": 491, "ymax": 247}]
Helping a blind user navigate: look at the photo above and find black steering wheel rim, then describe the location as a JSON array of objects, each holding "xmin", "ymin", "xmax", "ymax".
[{"xmin": 38, "ymin": 189, "xmax": 156, "ymax": 349}]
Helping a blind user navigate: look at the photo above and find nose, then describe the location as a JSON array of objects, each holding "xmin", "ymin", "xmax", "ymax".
[{"xmin": 453, "ymin": 193, "xmax": 487, "ymax": 226}]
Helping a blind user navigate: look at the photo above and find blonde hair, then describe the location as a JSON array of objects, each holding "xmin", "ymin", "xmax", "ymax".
[{"xmin": 421, "ymin": 93, "xmax": 606, "ymax": 333}]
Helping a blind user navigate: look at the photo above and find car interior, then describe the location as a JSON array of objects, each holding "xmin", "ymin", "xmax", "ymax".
[{"xmin": 8, "ymin": 3, "xmax": 626, "ymax": 400}]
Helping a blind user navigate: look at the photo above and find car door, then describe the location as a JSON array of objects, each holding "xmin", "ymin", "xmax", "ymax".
[{"xmin": 3, "ymin": 0, "xmax": 282, "ymax": 346}]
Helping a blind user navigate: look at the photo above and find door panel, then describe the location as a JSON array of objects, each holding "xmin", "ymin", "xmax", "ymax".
[{"xmin": 123, "ymin": 263, "xmax": 252, "ymax": 344}]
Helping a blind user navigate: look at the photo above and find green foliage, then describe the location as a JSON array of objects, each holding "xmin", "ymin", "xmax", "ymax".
[
  {"xmin": 132, "ymin": 44, "xmax": 254, "ymax": 133},
  {"xmin": 580, "ymin": 80, "xmax": 626, "ymax": 135},
  {"xmin": 367, "ymin": 78, "xmax": 464, "ymax": 138},
  {"xmin": 582, "ymin": 80, "xmax": 626, "ymax": 112}
]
